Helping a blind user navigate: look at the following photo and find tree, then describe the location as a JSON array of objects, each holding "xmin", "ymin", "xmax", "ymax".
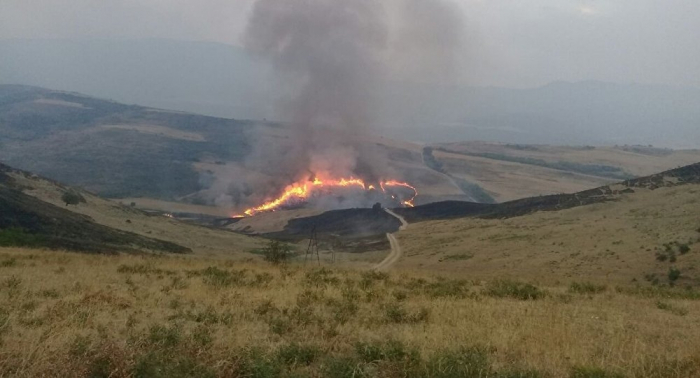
[
  {"xmin": 263, "ymin": 240, "xmax": 291, "ymax": 265},
  {"xmin": 61, "ymin": 191, "xmax": 83, "ymax": 206}
]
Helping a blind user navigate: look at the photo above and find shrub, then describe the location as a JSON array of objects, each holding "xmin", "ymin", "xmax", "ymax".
[
  {"xmin": 392, "ymin": 290, "xmax": 408, "ymax": 301},
  {"xmin": 132, "ymin": 352, "xmax": 215, "ymax": 378},
  {"xmin": 277, "ymin": 343, "xmax": 320, "ymax": 366},
  {"xmin": 679, "ymin": 244, "xmax": 691, "ymax": 255},
  {"xmin": 61, "ymin": 190, "xmax": 84, "ymax": 206},
  {"xmin": 656, "ymin": 301, "xmax": 689, "ymax": 316},
  {"xmin": 262, "ymin": 240, "xmax": 292, "ymax": 265},
  {"xmin": 425, "ymin": 279, "xmax": 472, "ymax": 299},
  {"xmin": 655, "ymin": 253, "xmax": 668, "ymax": 262},
  {"xmin": 0, "ymin": 258, "xmax": 17, "ymax": 267},
  {"xmin": 191, "ymin": 325, "xmax": 213, "ymax": 347},
  {"xmin": 485, "ymin": 280, "xmax": 546, "ymax": 300},
  {"xmin": 201, "ymin": 267, "xmax": 245, "ymax": 287},
  {"xmin": 668, "ymin": 268, "xmax": 681, "ymax": 285},
  {"xmin": 0, "ymin": 228, "xmax": 46, "ymax": 248},
  {"xmin": 384, "ymin": 304, "xmax": 430, "ymax": 324},
  {"xmin": 117, "ymin": 264, "xmax": 164, "ymax": 275},
  {"xmin": 147, "ymin": 324, "xmax": 181, "ymax": 348},
  {"xmin": 569, "ymin": 282, "xmax": 607, "ymax": 295},
  {"xmin": 425, "ymin": 346, "xmax": 491, "ymax": 378},
  {"xmin": 570, "ymin": 366, "xmax": 625, "ymax": 378},
  {"xmin": 304, "ymin": 268, "xmax": 340, "ymax": 287},
  {"xmin": 355, "ymin": 340, "xmax": 419, "ymax": 364},
  {"xmin": 323, "ymin": 356, "xmax": 362, "ymax": 378}
]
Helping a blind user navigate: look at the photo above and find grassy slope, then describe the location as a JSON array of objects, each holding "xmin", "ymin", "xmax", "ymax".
[
  {"xmin": 431, "ymin": 142, "xmax": 700, "ymax": 202},
  {"xmin": 0, "ymin": 85, "xmax": 251, "ymax": 200},
  {"xmin": 0, "ymin": 164, "xmax": 192, "ymax": 254},
  {"xmin": 3, "ymin": 164, "xmax": 266, "ymax": 256},
  {"xmin": 397, "ymin": 184, "xmax": 700, "ymax": 286},
  {"xmin": 1, "ymin": 247, "xmax": 699, "ymax": 377}
]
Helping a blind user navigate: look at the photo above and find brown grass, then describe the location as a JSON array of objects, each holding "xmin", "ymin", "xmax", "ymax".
[
  {"xmin": 1, "ymin": 247, "xmax": 699, "ymax": 377},
  {"xmin": 397, "ymin": 185, "xmax": 700, "ymax": 286}
]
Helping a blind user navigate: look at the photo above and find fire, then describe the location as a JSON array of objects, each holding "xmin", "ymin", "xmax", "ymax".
[{"xmin": 238, "ymin": 175, "xmax": 418, "ymax": 216}]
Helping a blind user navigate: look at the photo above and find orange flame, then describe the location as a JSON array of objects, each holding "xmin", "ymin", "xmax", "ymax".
[{"xmin": 238, "ymin": 175, "xmax": 418, "ymax": 217}]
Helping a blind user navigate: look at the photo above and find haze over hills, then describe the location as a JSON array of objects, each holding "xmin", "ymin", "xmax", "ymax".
[
  {"xmin": 2, "ymin": 39, "xmax": 700, "ymax": 148},
  {"xmin": 2, "ymin": 84, "xmax": 700, "ymax": 219}
]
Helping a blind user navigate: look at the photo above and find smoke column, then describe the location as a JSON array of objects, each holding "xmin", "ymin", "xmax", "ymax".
[{"xmin": 243, "ymin": 0, "xmax": 465, "ymax": 198}]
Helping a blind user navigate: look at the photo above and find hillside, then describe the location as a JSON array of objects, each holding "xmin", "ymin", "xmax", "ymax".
[
  {"xmin": 0, "ymin": 85, "xmax": 465, "ymax": 210},
  {"xmin": 0, "ymin": 163, "xmax": 265, "ymax": 256},
  {"xmin": 0, "ymin": 163, "xmax": 189, "ymax": 254},
  {"xmin": 394, "ymin": 165, "xmax": 700, "ymax": 286},
  {"xmin": 425, "ymin": 142, "xmax": 700, "ymax": 202},
  {"xmin": 2, "ymin": 84, "xmax": 700, "ymax": 218}
]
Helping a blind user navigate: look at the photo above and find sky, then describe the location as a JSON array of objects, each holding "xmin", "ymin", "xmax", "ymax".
[{"xmin": 1, "ymin": 0, "xmax": 699, "ymax": 88}]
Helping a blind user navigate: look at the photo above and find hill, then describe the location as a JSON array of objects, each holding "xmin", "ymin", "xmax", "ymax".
[
  {"xmin": 0, "ymin": 162, "xmax": 265, "ymax": 255},
  {"xmin": 427, "ymin": 142, "xmax": 700, "ymax": 202},
  {"xmin": 3, "ymin": 39, "xmax": 700, "ymax": 147},
  {"xmin": 2, "ymin": 84, "xmax": 700, "ymax": 218},
  {"xmin": 0, "ymin": 85, "xmax": 467, "ymax": 210},
  {"xmin": 0, "ymin": 163, "xmax": 189, "ymax": 253},
  {"xmin": 394, "ymin": 163, "xmax": 700, "ymax": 286}
]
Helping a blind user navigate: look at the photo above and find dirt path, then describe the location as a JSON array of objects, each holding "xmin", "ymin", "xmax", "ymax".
[{"xmin": 373, "ymin": 209, "xmax": 408, "ymax": 271}]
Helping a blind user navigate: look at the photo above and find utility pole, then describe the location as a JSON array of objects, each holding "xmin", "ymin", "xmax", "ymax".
[{"xmin": 305, "ymin": 225, "xmax": 320, "ymax": 265}]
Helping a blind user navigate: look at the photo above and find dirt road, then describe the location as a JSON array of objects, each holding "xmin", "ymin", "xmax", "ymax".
[{"xmin": 373, "ymin": 208, "xmax": 408, "ymax": 271}]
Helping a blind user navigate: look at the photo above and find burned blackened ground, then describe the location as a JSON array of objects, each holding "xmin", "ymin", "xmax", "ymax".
[
  {"xmin": 263, "ymin": 208, "xmax": 400, "ymax": 252},
  {"xmin": 267, "ymin": 162, "xmax": 700, "ymax": 243},
  {"xmin": 0, "ymin": 163, "xmax": 191, "ymax": 254}
]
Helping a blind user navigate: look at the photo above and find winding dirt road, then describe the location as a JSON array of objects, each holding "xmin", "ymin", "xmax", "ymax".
[{"xmin": 373, "ymin": 208, "xmax": 408, "ymax": 271}]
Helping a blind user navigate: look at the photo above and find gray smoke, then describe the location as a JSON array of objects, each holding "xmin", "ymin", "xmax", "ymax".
[{"xmin": 241, "ymin": 0, "xmax": 465, "ymax": 206}]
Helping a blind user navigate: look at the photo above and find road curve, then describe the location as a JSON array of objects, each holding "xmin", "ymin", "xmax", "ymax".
[{"xmin": 373, "ymin": 208, "xmax": 408, "ymax": 271}]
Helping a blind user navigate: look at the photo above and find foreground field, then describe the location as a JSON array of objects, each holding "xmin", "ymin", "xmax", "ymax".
[{"xmin": 1, "ymin": 248, "xmax": 699, "ymax": 377}]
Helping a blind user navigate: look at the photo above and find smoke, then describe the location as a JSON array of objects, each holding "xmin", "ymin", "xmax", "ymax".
[{"xmin": 238, "ymin": 0, "xmax": 465, "ymax": 209}]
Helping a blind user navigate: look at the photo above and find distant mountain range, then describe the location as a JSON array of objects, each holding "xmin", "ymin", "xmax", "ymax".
[{"xmin": 2, "ymin": 38, "xmax": 699, "ymax": 148}]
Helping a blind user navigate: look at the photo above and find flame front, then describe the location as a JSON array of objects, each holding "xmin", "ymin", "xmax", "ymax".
[{"xmin": 239, "ymin": 176, "xmax": 417, "ymax": 216}]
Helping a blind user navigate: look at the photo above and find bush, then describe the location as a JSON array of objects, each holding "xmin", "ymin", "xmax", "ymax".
[
  {"xmin": 323, "ymin": 356, "xmax": 362, "ymax": 378},
  {"xmin": 668, "ymin": 268, "xmax": 681, "ymax": 285},
  {"xmin": 425, "ymin": 347, "xmax": 491, "ymax": 378},
  {"xmin": 485, "ymin": 280, "xmax": 546, "ymax": 300},
  {"xmin": 201, "ymin": 267, "xmax": 245, "ymax": 287},
  {"xmin": 61, "ymin": 190, "xmax": 84, "ymax": 206},
  {"xmin": 0, "ymin": 228, "xmax": 46, "ymax": 248},
  {"xmin": 355, "ymin": 340, "xmax": 419, "ymax": 364},
  {"xmin": 679, "ymin": 244, "xmax": 691, "ymax": 255},
  {"xmin": 277, "ymin": 343, "xmax": 320, "ymax": 366},
  {"xmin": 425, "ymin": 279, "xmax": 472, "ymax": 299},
  {"xmin": 147, "ymin": 324, "xmax": 181, "ymax": 348},
  {"xmin": 569, "ymin": 282, "xmax": 607, "ymax": 295},
  {"xmin": 656, "ymin": 301, "xmax": 689, "ymax": 316},
  {"xmin": 132, "ymin": 352, "xmax": 215, "ymax": 378},
  {"xmin": 384, "ymin": 304, "xmax": 430, "ymax": 324},
  {"xmin": 570, "ymin": 366, "xmax": 625, "ymax": 378},
  {"xmin": 262, "ymin": 241, "xmax": 292, "ymax": 265}
]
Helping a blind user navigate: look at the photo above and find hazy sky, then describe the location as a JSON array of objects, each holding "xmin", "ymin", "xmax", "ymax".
[{"xmin": 1, "ymin": 0, "xmax": 699, "ymax": 88}]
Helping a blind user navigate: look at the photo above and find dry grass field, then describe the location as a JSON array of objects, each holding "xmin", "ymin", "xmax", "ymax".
[
  {"xmin": 397, "ymin": 184, "xmax": 700, "ymax": 286},
  {"xmin": 431, "ymin": 143, "xmax": 700, "ymax": 202},
  {"xmin": 1, "ymin": 247, "xmax": 700, "ymax": 377}
]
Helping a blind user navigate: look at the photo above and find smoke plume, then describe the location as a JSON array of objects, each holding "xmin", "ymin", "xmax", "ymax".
[{"xmin": 241, "ymin": 0, "xmax": 465, "ymax": 206}]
